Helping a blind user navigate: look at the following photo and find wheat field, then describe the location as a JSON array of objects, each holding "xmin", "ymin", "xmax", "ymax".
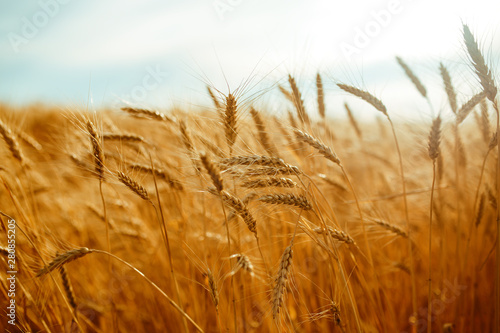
[{"xmin": 0, "ymin": 25, "xmax": 498, "ymax": 333}]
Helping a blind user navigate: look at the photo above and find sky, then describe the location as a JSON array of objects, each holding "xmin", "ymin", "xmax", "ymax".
[{"xmin": 1, "ymin": 0, "xmax": 499, "ymax": 121}]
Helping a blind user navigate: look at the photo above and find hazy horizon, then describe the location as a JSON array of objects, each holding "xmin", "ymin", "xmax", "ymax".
[{"xmin": 1, "ymin": 0, "xmax": 499, "ymax": 121}]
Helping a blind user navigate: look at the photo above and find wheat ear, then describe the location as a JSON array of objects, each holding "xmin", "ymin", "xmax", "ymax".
[
  {"xmin": 60, "ymin": 265, "xmax": 77, "ymax": 311},
  {"xmin": 200, "ymin": 153, "xmax": 223, "ymax": 192},
  {"xmin": 463, "ymin": 25, "xmax": 497, "ymax": 102},
  {"xmin": 316, "ymin": 73, "xmax": 326, "ymax": 119},
  {"xmin": 129, "ymin": 163, "xmax": 183, "ymax": 190},
  {"xmin": 37, "ymin": 248, "xmax": 91, "ymax": 277},
  {"xmin": 102, "ymin": 133, "xmax": 145, "ymax": 143},
  {"xmin": 439, "ymin": 63, "xmax": 458, "ymax": 114},
  {"xmin": 288, "ymin": 75, "xmax": 310, "ymax": 125},
  {"xmin": 337, "ymin": 84, "xmax": 387, "ymax": 116},
  {"xmin": 242, "ymin": 177, "xmax": 297, "ymax": 189},
  {"xmin": 371, "ymin": 219, "xmax": 408, "ymax": 238},
  {"xmin": 272, "ymin": 245, "xmax": 293, "ymax": 319},
  {"xmin": 210, "ymin": 189, "xmax": 257, "ymax": 235},
  {"xmin": 207, "ymin": 86, "xmax": 221, "ymax": 110},
  {"xmin": 259, "ymin": 193, "xmax": 312, "ymax": 210},
  {"xmin": 250, "ymin": 107, "xmax": 279, "ymax": 157},
  {"xmin": 16, "ymin": 129, "xmax": 42, "ymax": 151},
  {"xmin": 117, "ymin": 171, "xmax": 150, "ymax": 201},
  {"xmin": 222, "ymin": 94, "xmax": 238, "ymax": 152},
  {"xmin": 86, "ymin": 120, "xmax": 104, "ymax": 180},
  {"xmin": 456, "ymin": 92, "xmax": 486, "ymax": 124},
  {"xmin": 293, "ymin": 129, "xmax": 341, "ymax": 165},
  {"xmin": 0, "ymin": 119, "xmax": 25, "ymax": 164},
  {"xmin": 279, "ymin": 85, "xmax": 294, "ymax": 103},
  {"xmin": 479, "ymin": 99, "xmax": 490, "ymax": 144},
  {"xmin": 344, "ymin": 102, "xmax": 362, "ymax": 138},
  {"xmin": 313, "ymin": 227, "xmax": 356, "ymax": 244},
  {"xmin": 121, "ymin": 107, "xmax": 173, "ymax": 122},
  {"xmin": 207, "ymin": 269, "xmax": 219, "ymax": 308},
  {"xmin": 428, "ymin": 116, "xmax": 442, "ymax": 160},
  {"xmin": 396, "ymin": 56, "xmax": 427, "ymax": 98}
]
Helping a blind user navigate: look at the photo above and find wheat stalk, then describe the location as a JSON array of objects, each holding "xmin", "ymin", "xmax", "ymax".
[{"xmin": 207, "ymin": 269, "xmax": 219, "ymax": 308}]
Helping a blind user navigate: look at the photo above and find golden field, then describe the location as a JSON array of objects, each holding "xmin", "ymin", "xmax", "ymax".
[{"xmin": 0, "ymin": 25, "xmax": 499, "ymax": 332}]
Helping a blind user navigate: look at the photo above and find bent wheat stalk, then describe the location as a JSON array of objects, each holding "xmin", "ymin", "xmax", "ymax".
[
  {"xmin": 427, "ymin": 116, "xmax": 441, "ymax": 333},
  {"xmin": 39, "ymin": 248, "xmax": 204, "ymax": 332},
  {"xmin": 339, "ymin": 84, "xmax": 417, "ymax": 328}
]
